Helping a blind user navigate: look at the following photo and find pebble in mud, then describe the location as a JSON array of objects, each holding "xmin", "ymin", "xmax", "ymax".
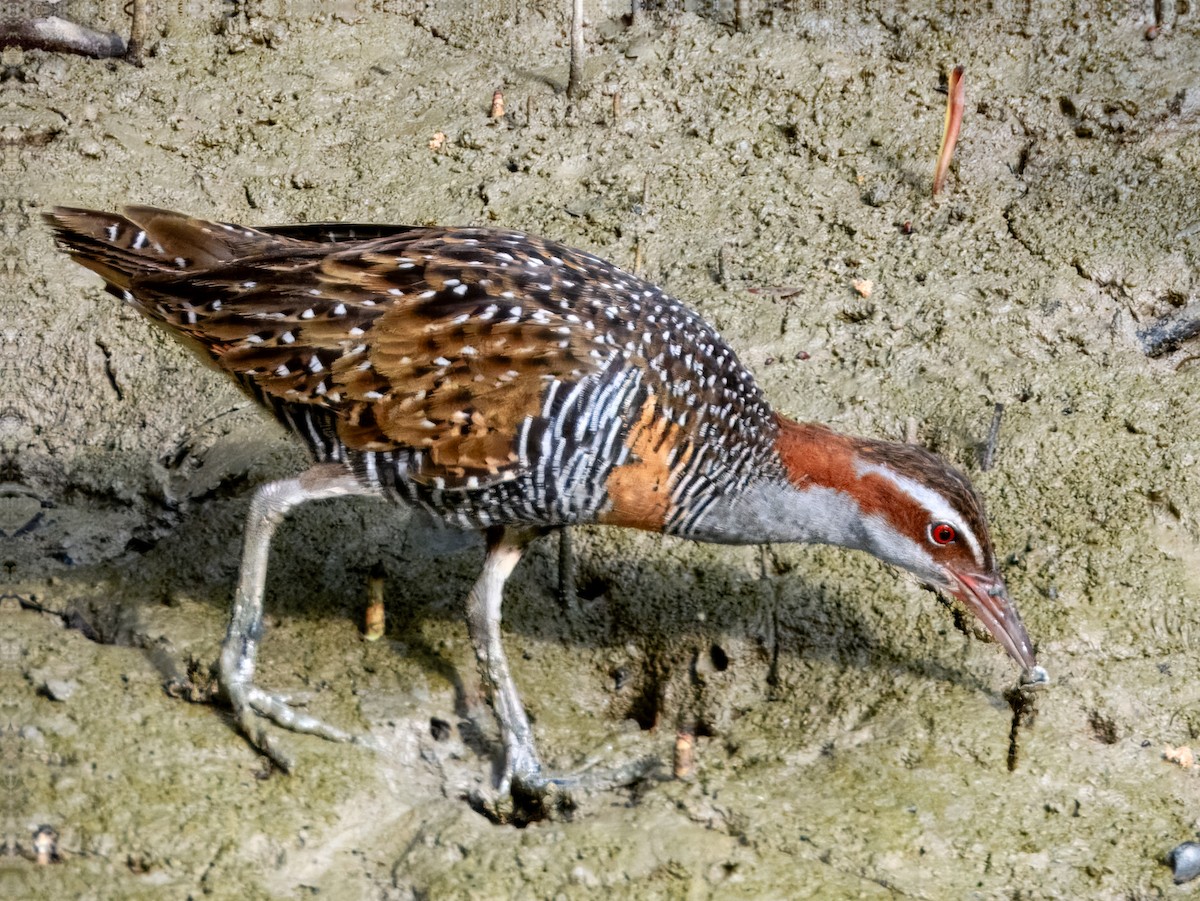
[
  {"xmin": 1168, "ymin": 842, "xmax": 1200, "ymax": 885},
  {"xmin": 40, "ymin": 678, "xmax": 79, "ymax": 702},
  {"xmin": 1020, "ymin": 665, "xmax": 1051, "ymax": 690},
  {"xmin": 33, "ymin": 826, "xmax": 59, "ymax": 865}
]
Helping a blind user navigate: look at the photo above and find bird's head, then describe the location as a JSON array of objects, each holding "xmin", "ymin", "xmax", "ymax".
[
  {"xmin": 776, "ymin": 419, "xmax": 1040, "ymax": 675},
  {"xmin": 855, "ymin": 439, "xmax": 1037, "ymax": 672}
]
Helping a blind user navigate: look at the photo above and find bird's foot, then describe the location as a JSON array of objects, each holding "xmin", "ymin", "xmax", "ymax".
[
  {"xmin": 224, "ymin": 681, "xmax": 364, "ymax": 772},
  {"xmin": 468, "ymin": 754, "xmax": 661, "ymax": 825}
]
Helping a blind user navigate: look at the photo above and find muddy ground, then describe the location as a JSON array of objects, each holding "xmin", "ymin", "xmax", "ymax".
[{"xmin": 6, "ymin": 1, "xmax": 1200, "ymax": 898}]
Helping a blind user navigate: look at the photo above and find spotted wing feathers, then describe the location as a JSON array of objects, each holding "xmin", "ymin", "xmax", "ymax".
[{"xmin": 44, "ymin": 208, "xmax": 635, "ymax": 488}]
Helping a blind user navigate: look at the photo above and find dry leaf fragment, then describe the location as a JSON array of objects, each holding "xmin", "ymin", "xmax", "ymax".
[{"xmin": 1164, "ymin": 745, "xmax": 1195, "ymax": 768}]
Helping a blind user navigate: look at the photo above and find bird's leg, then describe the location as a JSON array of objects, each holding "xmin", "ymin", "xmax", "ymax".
[
  {"xmin": 219, "ymin": 463, "xmax": 380, "ymax": 770},
  {"xmin": 465, "ymin": 526, "xmax": 541, "ymax": 794},
  {"xmin": 466, "ymin": 527, "xmax": 657, "ymax": 821}
]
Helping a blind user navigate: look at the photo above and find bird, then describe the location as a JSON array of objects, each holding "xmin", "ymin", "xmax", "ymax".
[{"xmin": 44, "ymin": 205, "xmax": 1046, "ymax": 808}]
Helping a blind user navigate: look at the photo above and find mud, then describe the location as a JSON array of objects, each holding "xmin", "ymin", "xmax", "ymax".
[{"xmin": 6, "ymin": 1, "xmax": 1199, "ymax": 898}]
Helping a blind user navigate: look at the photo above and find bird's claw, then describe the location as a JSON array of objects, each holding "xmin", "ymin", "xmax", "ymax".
[
  {"xmin": 1019, "ymin": 665, "xmax": 1051, "ymax": 691},
  {"xmin": 244, "ymin": 686, "xmax": 357, "ymax": 743},
  {"xmin": 223, "ymin": 681, "xmax": 363, "ymax": 772},
  {"xmin": 467, "ymin": 770, "xmax": 576, "ymax": 825},
  {"xmin": 469, "ymin": 755, "xmax": 661, "ymax": 825}
]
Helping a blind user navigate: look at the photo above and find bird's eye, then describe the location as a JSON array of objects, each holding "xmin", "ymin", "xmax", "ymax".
[{"xmin": 929, "ymin": 522, "xmax": 957, "ymax": 545}]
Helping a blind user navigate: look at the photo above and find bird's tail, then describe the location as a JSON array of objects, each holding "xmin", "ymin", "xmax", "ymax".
[{"xmin": 42, "ymin": 205, "xmax": 283, "ymax": 292}]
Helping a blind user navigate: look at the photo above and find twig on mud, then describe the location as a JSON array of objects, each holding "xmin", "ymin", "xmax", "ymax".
[
  {"xmin": 980, "ymin": 403, "xmax": 1004, "ymax": 471},
  {"xmin": 567, "ymin": 0, "xmax": 585, "ymax": 99},
  {"xmin": 126, "ymin": 0, "xmax": 150, "ymax": 66},
  {"xmin": 1004, "ymin": 685, "xmax": 1039, "ymax": 772},
  {"xmin": 673, "ymin": 726, "xmax": 696, "ymax": 779},
  {"xmin": 364, "ymin": 563, "xmax": 386, "ymax": 641},
  {"xmin": 634, "ymin": 173, "xmax": 651, "ymax": 276},
  {"xmin": 734, "ymin": 0, "xmax": 753, "ymax": 32},
  {"xmin": 747, "ymin": 286, "xmax": 802, "ymax": 300},
  {"xmin": 557, "ymin": 527, "xmax": 577, "ymax": 612},
  {"xmin": 932, "ymin": 65, "xmax": 965, "ymax": 195},
  {"xmin": 1138, "ymin": 305, "xmax": 1200, "ymax": 358}
]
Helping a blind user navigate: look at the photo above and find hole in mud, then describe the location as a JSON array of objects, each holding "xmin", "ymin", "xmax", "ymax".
[
  {"xmin": 124, "ymin": 533, "xmax": 158, "ymax": 554},
  {"xmin": 576, "ymin": 574, "xmax": 608, "ymax": 602},
  {"xmin": 709, "ymin": 643, "xmax": 729, "ymax": 672},
  {"xmin": 625, "ymin": 678, "xmax": 662, "ymax": 731}
]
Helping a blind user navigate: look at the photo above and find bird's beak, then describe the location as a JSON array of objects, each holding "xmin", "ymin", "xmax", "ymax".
[{"xmin": 946, "ymin": 569, "xmax": 1037, "ymax": 670}]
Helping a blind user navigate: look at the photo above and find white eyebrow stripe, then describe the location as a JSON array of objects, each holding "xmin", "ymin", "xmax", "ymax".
[{"xmin": 854, "ymin": 461, "xmax": 985, "ymax": 566}]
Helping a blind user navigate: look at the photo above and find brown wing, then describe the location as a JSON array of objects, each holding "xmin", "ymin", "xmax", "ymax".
[
  {"xmin": 298, "ymin": 236, "xmax": 615, "ymax": 485},
  {"xmin": 48, "ymin": 209, "xmax": 625, "ymax": 488}
]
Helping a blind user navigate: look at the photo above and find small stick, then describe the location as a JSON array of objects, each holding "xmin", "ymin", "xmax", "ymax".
[
  {"xmin": 567, "ymin": 0, "xmax": 585, "ymax": 99},
  {"xmin": 932, "ymin": 65, "xmax": 965, "ymax": 196},
  {"xmin": 611, "ymin": 91, "xmax": 621, "ymax": 122},
  {"xmin": 126, "ymin": 0, "xmax": 150, "ymax": 66},
  {"xmin": 489, "ymin": 89, "xmax": 505, "ymax": 119},
  {"xmin": 673, "ymin": 727, "xmax": 696, "ymax": 779},
  {"xmin": 634, "ymin": 174, "xmax": 650, "ymax": 276},
  {"xmin": 980, "ymin": 403, "xmax": 1004, "ymax": 471},
  {"xmin": 747, "ymin": 286, "xmax": 802, "ymax": 299},
  {"xmin": 734, "ymin": 0, "xmax": 752, "ymax": 31},
  {"xmin": 364, "ymin": 563, "xmax": 385, "ymax": 641},
  {"xmin": 1138, "ymin": 306, "xmax": 1200, "ymax": 357},
  {"xmin": 557, "ymin": 527, "xmax": 577, "ymax": 612},
  {"xmin": 1004, "ymin": 685, "xmax": 1038, "ymax": 772}
]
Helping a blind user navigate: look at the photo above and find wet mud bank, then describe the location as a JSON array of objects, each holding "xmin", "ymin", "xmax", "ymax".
[{"xmin": 7, "ymin": 2, "xmax": 1200, "ymax": 898}]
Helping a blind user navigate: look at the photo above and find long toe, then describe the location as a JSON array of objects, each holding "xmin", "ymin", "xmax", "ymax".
[
  {"xmin": 222, "ymin": 680, "xmax": 362, "ymax": 772},
  {"xmin": 521, "ymin": 754, "xmax": 662, "ymax": 803},
  {"xmin": 470, "ymin": 755, "xmax": 661, "ymax": 825},
  {"xmin": 245, "ymin": 687, "xmax": 358, "ymax": 744}
]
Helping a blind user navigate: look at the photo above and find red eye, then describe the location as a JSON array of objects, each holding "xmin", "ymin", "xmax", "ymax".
[{"xmin": 930, "ymin": 523, "xmax": 957, "ymax": 545}]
